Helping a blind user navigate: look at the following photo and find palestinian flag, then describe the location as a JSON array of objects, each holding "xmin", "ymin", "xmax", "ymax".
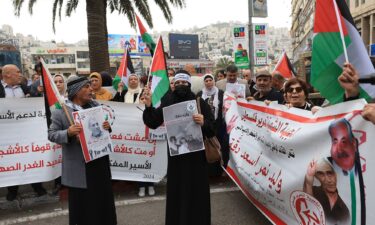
[
  {"xmin": 311, "ymin": 0, "xmax": 375, "ymax": 104},
  {"xmin": 150, "ymin": 37, "xmax": 169, "ymax": 107},
  {"xmin": 136, "ymin": 14, "xmax": 156, "ymax": 56},
  {"xmin": 273, "ymin": 51, "xmax": 295, "ymax": 79},
  {"xmin": 112, "ymin": 47, "xmax": 135, "ymax": 91},
  {"xmin": 40, "ymin": 58, "xmax": 65, "ymax": 127}
]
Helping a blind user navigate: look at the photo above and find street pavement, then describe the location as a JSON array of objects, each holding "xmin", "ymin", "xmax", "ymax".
[{"xmin": 0, "ymin": 178, "xmax": 272, "ymax": 225}]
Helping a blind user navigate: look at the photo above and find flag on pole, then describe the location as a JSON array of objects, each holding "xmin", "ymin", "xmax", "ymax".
[
  {"xmin": 273, "ymin": 51, "xmax": 295, "ymax": 79},
  {"xmin": 112, "ymin": 47, "xmax": 135, "ymax": 91},
  {"xmin": 136, "ymin": 14, "xmax": 156, "ymax": 56},
  {"xmin": 311, "ymin": 0, "xmax": 375, "ymax": 104},
  {"xmin": 150, "ymin": 36, "xmax": 169, "ymax": 107},
  {"xmin": 40, "ymin": 58, "xmax": 65, "ymax": 127}
]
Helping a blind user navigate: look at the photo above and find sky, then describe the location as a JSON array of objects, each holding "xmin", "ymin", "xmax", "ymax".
[{"xmin": 0, "ymin": 0, "xmax": 291, "ymax": 43}]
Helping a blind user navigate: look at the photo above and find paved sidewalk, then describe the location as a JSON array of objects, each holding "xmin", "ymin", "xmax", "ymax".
[{"xmin": 1, "ymin": 176, "xmax": 261, "ymax": 225}]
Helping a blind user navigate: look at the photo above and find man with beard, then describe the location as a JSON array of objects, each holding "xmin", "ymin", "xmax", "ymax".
[
  {"xmin": 142, "ymin": 70, "xmax": 215, "ymax": 225},
  {"xmin": 253, "ymin": 69, "xmax": 284, "ymax": 103},
  {"xmin": 88, "ymin": 116, "xmax": 103, "ymax": 138},
  {"xmin": 216, "ymin": 65, "xmax": 251, "ymax": 98}
]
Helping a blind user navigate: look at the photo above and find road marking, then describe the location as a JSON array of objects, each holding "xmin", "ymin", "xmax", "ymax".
[{"xmin": 0, "ymin": 186, "xmax": 239, "ymax": 225}]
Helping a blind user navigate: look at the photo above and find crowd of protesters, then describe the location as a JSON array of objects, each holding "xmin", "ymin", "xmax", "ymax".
[{"xmin": 1, "ymin": 61, "xmax": 375, "ymax": 225}]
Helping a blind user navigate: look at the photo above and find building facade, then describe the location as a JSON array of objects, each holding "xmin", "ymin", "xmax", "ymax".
[
  {"xmin": 30, "ymin": 46, "xmax": 90, "ymax": 76},
  {"xmin": 349, "ymin": 0, "xmax": 375, "ymax": 56},
  {"xmin": 290, "ymin": 0, "xmax": 315, "ymax": 63}
]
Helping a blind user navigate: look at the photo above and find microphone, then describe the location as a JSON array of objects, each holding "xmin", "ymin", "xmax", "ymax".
[{"xmin": 358, "ymin": 77, "xmax": 375, "ymax": 84}]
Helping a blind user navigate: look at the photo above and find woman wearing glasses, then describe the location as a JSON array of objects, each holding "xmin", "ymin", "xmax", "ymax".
[{"xmin": 283, "ymin": 78, "xmax": 314, "ymax": 110}]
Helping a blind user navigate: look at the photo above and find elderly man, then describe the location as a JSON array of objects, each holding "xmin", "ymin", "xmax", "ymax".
[
  {"xmin": 242, "ymin": 69, "xmax": 257, "ymax": 96},
  {"xmin": 0, "ymin": 64, "xmax": 46, "ymax": 201},
  {"xmin": 304, "ymin": 159, "xmax": 350, "ymax": 224},
  {"xmin": 216, "ymin": 65, "xmax": 251, "ymax": 97},
  {"xmin": 48, "ymin": 76, "xmax": 117, "ymax": 225},
  {"xmin": 0, "ymin": 64, "xmax": 30, "ymax": 98},
  {"xmin": 252, "ymin": 69, "xmax": 284, "ymax": 103}
]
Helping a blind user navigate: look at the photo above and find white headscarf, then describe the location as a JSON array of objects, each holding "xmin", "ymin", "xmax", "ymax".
[
  {"xmin": 53, "ymin": 74, "xmax": 67, "ymax": 97},
  {"xmin": 125, "ymin": 74, "xmax": 142, "ymax": 103},
  {"xmin": 202, "ymin": 74, "xmax": 219, "ymax": 120}
]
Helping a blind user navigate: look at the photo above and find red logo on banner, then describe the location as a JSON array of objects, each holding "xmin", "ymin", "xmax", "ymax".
[{"xmin": 290, "ymin": 191, "xmax": 326, "ymax": 225}]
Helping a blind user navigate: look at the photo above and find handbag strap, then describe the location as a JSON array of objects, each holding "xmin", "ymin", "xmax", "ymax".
[{"xmin": 196, "ymin": 97, "xmax": 201, "ymax": 114}]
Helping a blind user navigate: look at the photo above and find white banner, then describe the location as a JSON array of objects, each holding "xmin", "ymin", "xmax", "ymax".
[
  {"xmin": 224, "ymin": 94, "xmax": 375, "ymax": 225},
  {"xmin": 100, "ymin": 101, "xmax": 168, "ymax": 182},
  {"xmin": 0, "ymin": 98, "xmax": 167, "ymax": 187},
  {"xmin": 0, "ymin": 98, "xmax": 61, "ymax": 188}
]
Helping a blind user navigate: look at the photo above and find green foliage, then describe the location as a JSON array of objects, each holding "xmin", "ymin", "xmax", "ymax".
[
  {"xmin": 12, "ymin": 0, "xmax": 185, "ymax": 32},
  {"xmin": 216, "ymin": 57, "xmax": 234, "ymax": 70}
]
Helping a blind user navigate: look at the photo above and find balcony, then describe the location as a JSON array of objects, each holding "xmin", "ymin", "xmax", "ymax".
[{"xmin": 45, "ymin": 63, "xmax": 76, "ymax": 69}]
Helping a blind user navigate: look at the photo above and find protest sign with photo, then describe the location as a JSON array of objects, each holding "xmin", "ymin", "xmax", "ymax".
[
  {"xmin": 0, "ymin": 98, "xmax": 61, "ymax": 187},
  {"xmin": 163, "ymin": 100, "xmax": 204, "ymax": 156},
  {"xmin": 224, "ymin": 94, "xmax": 375, "ymax": 225},
  {"xmin": 73, "ymin": 106, "xmax": 112, "ymax": 163},
  {"xmin": 100, "ymin": 101, "xmax": 168, "ymax": 182},
  {"xmin": 226, "ymin": 83, "xmax": 246, "ymax": 98}
]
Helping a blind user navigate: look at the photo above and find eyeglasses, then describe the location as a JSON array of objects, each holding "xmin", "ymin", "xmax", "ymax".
[{"xmin": 286, "ymin": 87, "xmax": 303, "ymax": 93}]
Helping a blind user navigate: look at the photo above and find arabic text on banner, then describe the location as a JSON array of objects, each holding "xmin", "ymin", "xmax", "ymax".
[{"xmin": 224, "ymin": 94, "xmax": 374, "ymax": 225}]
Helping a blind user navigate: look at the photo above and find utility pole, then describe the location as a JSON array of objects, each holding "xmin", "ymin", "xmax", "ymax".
[{"xmin": 248, "ymin": 0, "xmax": 255, "ymax": 75}]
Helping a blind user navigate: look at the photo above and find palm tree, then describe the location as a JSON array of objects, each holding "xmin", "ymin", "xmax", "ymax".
[
  {"xmin": 216, "ymin": 57, "xmax": 234, "ymax": 71},
  {"xmin": 13, "ymin": 0, "xmax": 185, "ymax": 73}
]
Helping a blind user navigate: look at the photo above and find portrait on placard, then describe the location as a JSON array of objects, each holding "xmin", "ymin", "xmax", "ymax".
[
  {"xmin": 73, "ymin": 106, "xmax": 113, "ymax": 162},
  {"xmin": 253, "ymin": 0, "xmax": 268, "ymax": 18},
  {"xmin": 163, "ymin": 100, "xmax": 204, "ymax": 156}
]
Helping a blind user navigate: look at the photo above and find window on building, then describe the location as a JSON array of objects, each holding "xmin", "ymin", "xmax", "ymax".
[
  {"xmin": 356, "ymin": 0, "xmax": 359, "ymax": 7},
  {"xmin": 77, "ymin": 51, "xmax": 89, "ymax": 59},
  {"xmin": 362, "ymin": 0, "xmax": 365, "ymax": 4}
]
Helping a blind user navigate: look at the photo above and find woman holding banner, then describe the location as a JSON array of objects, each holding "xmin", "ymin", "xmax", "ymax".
[
  {"xmin": 142, "ymin": 70, "xmax": 215, "ymax": 225},
  {"xmin": 197, "ymin": 74, "xmax": 226, "ymax": 176},
  {"xmin": 283, "ymin": 78, "xmax": 314, "ymax": 110}
]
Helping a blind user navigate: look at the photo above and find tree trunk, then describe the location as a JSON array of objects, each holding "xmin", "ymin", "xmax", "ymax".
[{"xmin": 86, "ymin": 0, "xmax": 110, "ymax": 73}]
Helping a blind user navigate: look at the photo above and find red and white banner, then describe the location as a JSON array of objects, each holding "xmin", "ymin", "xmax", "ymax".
[
  {"xmin": 100, "ymin": 101, "xmax": 168, "ymax": 182},
  {"xmin": 224, "ymin": 93, "xmax": 375, "ymax": 225}
]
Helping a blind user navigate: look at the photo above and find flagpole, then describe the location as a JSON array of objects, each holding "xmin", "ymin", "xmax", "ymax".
[
  {"xmin": 146, "ymin": 36, "xmax": 161, "ymax": 88},
  {"xmin": 333, "ymin": 0, "xmax": 349, "ymax": 63},
  {"xmin": 120, "ymin": 48, "xmax": 127, "ymax": 83},
  {"xmin": 40, "ymin": 58, "xmax": 73, "ymax": 126}
]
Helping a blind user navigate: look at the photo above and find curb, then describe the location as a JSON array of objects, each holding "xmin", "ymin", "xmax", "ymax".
[{"xmin": 0, "ymin": 186, "xmax": 239, "ymax": 225}]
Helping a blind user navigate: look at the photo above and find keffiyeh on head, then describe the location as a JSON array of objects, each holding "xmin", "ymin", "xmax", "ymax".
[{"xmin": 67, "ymin": 76, "xmax": 90, "ymax": 100}]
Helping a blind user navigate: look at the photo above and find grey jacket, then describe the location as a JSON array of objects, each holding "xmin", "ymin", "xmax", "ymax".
[
  {"xmin": 215, "ymin": 78, "xmax": 251, "ymax": 97},
  {"xmin": 48, "ymin": 101, "xmax": 100, "ymax": 188}
]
